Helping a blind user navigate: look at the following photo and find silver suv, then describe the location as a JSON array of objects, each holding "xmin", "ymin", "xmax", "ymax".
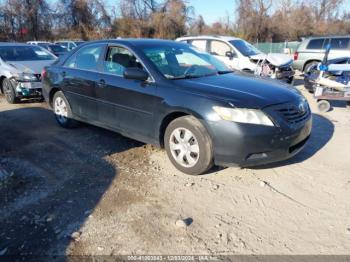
[{"xmin": 293, "ymin": 35, "xmax": 350, "ymax": 72}]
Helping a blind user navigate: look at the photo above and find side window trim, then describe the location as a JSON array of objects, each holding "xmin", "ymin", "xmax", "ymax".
[{"xmin": 101, "ymin": 44, "xmax": 155, "ymax": 82}]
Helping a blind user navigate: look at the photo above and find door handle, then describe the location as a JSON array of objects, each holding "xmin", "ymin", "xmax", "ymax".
[{"xmin": 97, "ymin": 79, "xmax": 106, "ymax": 88}]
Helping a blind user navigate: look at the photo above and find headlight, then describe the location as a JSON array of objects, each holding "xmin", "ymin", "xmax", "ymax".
[
  {"xmin": 15, "ymin": 73, "xmax": 38, "ymax": 82},
  {"xmin": 213, "ymin": 106, "xmax": 274, "ymax": 126}
]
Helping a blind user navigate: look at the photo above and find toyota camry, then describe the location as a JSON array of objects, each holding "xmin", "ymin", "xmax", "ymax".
[{"xmin": 42, "ymin": 39, "xmax": 312, "ymax": 175}]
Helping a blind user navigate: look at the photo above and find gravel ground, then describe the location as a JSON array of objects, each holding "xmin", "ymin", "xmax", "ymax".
[{"xmin": 0, "ymin": 77, "xmax": 349, "ymax": 257}]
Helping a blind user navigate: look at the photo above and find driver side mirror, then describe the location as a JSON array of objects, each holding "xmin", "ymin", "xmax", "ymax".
[
  {"xmin": 123, "ymin": 68, "xmax": 149, "ymax": 81},
  {"xmin": 225, "ymin": 51, "xmax": 236, "ymax": 60}
]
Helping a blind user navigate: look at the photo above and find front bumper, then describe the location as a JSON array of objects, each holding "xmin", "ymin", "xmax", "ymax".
[
  {"xmin": 15, "ymin": 81, "xmax": 43, "ymax": 98},
  {"xmin": 208, "ymin": 115, "xmax": 312, "ymax": 167}
]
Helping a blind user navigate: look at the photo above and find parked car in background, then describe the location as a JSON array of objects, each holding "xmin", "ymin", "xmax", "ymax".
[
  {"xmin": 55, "ymin": 41, "xmax": 78, "ymax": 51},
  {"xmin": 176, "ymin": 36, "xmax": 295, "ymax": 83},
  {"xmin": 0, "ymin": 43, "xmax": 56, "ymax": 103},
  {"xmin": 74, "ymin": 41, "xmax": 85, "ymax": 46},
  {"xmin": 42, "ymin": 39, "xmax": 311, "ymax": 175},
  {"xmin": 38, "ymin": 43, "xmax": 68, "ymax": 57},
  {"xmin": 293, "ymin": 35, "xmax": 350, "ymax": 73},
  {"xmin": 27, "ymin": 41, "xmax": 51, "ymax": 46}
]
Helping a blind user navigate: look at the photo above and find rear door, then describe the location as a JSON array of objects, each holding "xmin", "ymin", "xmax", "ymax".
[
  {"xmin": 95, "ymin": 45, "xmax": 157, "ymax": 142},
  {"xmin": 61, "ymin": 43, "xmax": 105, "ymax": 121}
]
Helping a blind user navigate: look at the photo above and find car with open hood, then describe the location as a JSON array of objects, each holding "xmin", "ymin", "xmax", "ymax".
[
  {"xmin": 0, "ymin": 43, "xmax": 57, "ymax": 103},
  {"xmin": 42, "ymin": 39, "xmax": 311, "ymax": 175},
  {"xmin": 177, "ymin": 36, "xmax": 295, "ymax": 83}
]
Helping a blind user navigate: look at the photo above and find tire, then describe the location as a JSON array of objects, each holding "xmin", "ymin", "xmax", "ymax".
[
  {"xmin": 2, "ymin": 78, "xmax": 19, "ymax": 104},
  {"xmin": 164, "ymin": 115, "xmax": 214, "ymax": 175},
  {"xmin": 286, "ymin": 76, "xmax": 294, "ymax": 84},
  {"xmin": 304, "ymin": 61, "xmax": 319, "ymax": 74},
  {"xmin": 52, "ymin": 91, "xmax": 78, "ymax": 128},
  {"xmin": 317, "ymin": 100, "xmax": 331, "ymax": 113}
]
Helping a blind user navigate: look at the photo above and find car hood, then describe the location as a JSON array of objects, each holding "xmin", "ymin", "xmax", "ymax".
[
  {"xmin": 6, "ymin": 60, "xmax": 55, "ymax": 74},
  {"xmin": 250, "ymin": 53, "xmax": 293, "ymax": 67},
  {"xmin": 175, "ymin": 73, "xmax": 302, "ymax": 109}
]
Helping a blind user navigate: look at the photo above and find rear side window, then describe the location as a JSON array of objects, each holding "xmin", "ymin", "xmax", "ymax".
[
  {"xmin": 330, "ymin": 38, "xmax": 350, "ymax": 49},
  {"xmin": 64, "ymin": 44, "xmax": 104, "ymax": 71},
  {"xmin": 306, "ymin": 39, "xmax": 325, "ymax": 49}
]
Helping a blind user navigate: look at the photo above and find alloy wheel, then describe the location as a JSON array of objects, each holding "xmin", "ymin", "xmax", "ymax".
[{"xmin": 54, "ymin": 96, "xmax": 68, "ymax": 124}]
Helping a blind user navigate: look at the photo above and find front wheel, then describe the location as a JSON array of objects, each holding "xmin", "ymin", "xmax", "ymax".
[
  {"xmin": 53, "ymin": 91, "xmax": 78, "ymax": 128},
  {"xmin": 317, "ymin": 100, "xmax": 331, "ymax": 113},
  {"xmin": 164, "ymin": 116, "xmax": 214, "ymax": 175},
  {"xmin": 2, "ymin": 78, "xmax": 19, "ymax": 104}
]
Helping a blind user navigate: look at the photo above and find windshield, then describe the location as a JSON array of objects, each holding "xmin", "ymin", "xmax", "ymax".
[
  {"xmin": 0, "ymin": 45, "xmax": 56, "ymax": 61},
  {"xmin": 142, "ymin": 45, "xmax": 231, "ymax": 79},
  {"xmin": 229, "ymin": 40, "xmax": 262, "ymax": 56},
  {"xmin": 75, "ymin": 41, "xmax": 84, "ymax": 46},
  {"xmin": 49, "ymin": 45, "xmax": 66, "ymax": 52}
]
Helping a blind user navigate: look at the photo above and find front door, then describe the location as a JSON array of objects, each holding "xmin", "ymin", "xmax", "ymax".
[
  {"xmin": 209, "ymin": 40, "xmax": 239, "ymax": 70},
  {"xmin": 95, "ymin": 45, "xmax": 157, "ymax": 142}
]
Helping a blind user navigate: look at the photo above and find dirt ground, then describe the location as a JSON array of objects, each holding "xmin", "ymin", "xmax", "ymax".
[{"xmin": 0, "ymin": 76, "xmax": 349, "ymax": 258}]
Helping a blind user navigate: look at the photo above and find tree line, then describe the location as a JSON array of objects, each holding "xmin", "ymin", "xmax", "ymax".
[{"xmin": 0, "ymin": 0, "xmax": 349, "ymax": 43}]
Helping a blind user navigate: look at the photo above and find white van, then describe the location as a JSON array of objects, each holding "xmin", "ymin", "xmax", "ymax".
[{"xmin": 177, "ymin": 36, "xmax": 294, "ymax": 83}]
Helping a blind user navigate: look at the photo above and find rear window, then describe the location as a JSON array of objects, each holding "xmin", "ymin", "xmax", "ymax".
[
  {"xmin": 330, "ymin": 38, "xmax": 350, "ymax": 49},
  {"xmin": 306, "ymin": 39, "xmax": 325, "ymax": 49}
]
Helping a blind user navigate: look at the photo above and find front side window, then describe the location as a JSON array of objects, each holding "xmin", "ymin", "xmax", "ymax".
[
  {"xmin": 330, "ymin": 38, "xmax": 350, "ymax": 50},
  {"xmin": 104, "ymin": 46, "xmax": 143, "ymax": 76},
  {"xmin": 307, "ymin": 39, "xmax": 325, "ymax": 49},
  {"xmin": 64, "ymin": 44, "xmax": 104, "ymax": 71},
  {"xmin": 142, "ymin": 45, "xmax": 230, "ymax": 79},
  {"xmin": 229, "ymin": 40, "xmax": 261, "ymax": 56},
  {"xmin": 210, "ymin": 41, "xmax": 232, "ymax": 56},
  {"xmin": 0, "ymin": 45, "xmax": 56, "ymax": 61}
]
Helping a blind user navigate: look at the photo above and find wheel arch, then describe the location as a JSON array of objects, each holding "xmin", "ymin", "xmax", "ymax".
[
  {"xmin": 158, "ymin": 109, "xmax": 207, "ymax": 148},
  {"xmin": 0, "ymin": 76, "xmax": 6, "ymax": 94},
  {"xmin": 49, "ymin": 87, "xmax": 62, "ymax": 107},
  {"xmin": 303, "ymin": 60, "xmax": 321, "ymax": 72}
]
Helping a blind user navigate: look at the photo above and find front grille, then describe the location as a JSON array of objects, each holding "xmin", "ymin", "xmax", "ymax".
[
  {"xmin": 275, "ymin": 104, "xmax": 310, "ymax": 124},
  {"xmin": 34, "ymin": 74, "xmax": 42, "ymax": 81}
]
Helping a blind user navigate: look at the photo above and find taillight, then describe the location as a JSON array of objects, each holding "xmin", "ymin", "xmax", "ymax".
[
  {"xmin": 293, "ymin": 51, "xmax": 298, "ymax": 61},
  {"xmin": 41, "ymin": 68, "xmax": 47, "ymax": 79}
]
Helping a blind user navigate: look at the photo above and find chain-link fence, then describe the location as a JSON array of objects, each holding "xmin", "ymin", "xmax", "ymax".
[{"xmin": 254, "ymin": 41, "xmax": 300, "ymax": 54}]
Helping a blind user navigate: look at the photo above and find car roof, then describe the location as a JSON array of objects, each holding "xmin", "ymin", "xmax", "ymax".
[
  {"xmin": 176, "ymin": 35, "xmax": 241, "ymax": 42},
  {"xmin": 78, "ymin": 38, "xmax": 188, "ymax": 48},
  {"xmin": 0, "ymin": 42, "xmax": 33, "ymax": 47},
  {"xmin": 305, "ymin": 35, "xmax": 350, "ymax": 40}
]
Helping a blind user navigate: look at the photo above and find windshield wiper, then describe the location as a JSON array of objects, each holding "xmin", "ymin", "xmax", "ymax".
[
  {"xmin": 169, "ymin": 73, "xmax": 216, "ymax": 80},
  {"xmin": 218, "ymin": 70, "xmax": 234, "ymax": 75}
]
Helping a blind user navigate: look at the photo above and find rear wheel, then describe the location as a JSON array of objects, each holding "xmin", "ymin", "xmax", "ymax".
[
  {"xmin": 2, "ymin": 78, "xmax": 19, "ymax": 104},
  {"xmin": 53, "ymin": 91, "xmax": 78, "ymax": 128},
  {"xmin": 304, "ymin": 61, "xmax": 319, "ymax": 74},
  {"xmin": 164, "ymin": 116, "xmax": 213, "ymax": 175}
]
